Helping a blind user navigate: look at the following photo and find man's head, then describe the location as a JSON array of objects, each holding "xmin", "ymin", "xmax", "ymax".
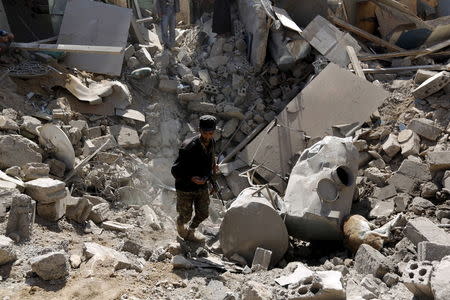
[{"xmin": 199, "ymin": 115, "xmax": 216, "ymax": 142}]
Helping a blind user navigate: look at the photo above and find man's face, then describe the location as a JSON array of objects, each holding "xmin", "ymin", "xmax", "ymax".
[{"xmin": 200, "ymin": 129, "xmax": 215, "ymax": 142}]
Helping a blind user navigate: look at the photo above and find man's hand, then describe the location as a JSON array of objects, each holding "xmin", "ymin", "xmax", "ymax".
[{"xmin": 191, "ymin": 176, "xmax": 207, "ymax": 185}]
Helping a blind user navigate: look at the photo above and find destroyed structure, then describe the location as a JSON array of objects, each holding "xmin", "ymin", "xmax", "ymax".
[{"xmin": 1, "ymin": 0, "xmax": 450, "ymax": 299}]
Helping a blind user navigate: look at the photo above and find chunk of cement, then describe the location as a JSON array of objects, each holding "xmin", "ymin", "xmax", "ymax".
[
  {"xmin": 404, "ymin": 217, "xmax": 450, "ymax": 246},
  {"xmin": 219, "ymin": 187, "xmax": 288, "ymax": 267},
  {"xmin": 284, "ymin": 136, "xmax": 359, "ymax": 240},
  {"xmin": 431, "ymin": 256, "xmax": 450, "ymax": 300},
  {"xmin": 355, "ymin": 244, "xmax": 391, "ymax": 278},
  {"xmin": 408, "ymin": 118, "xmax": 442, "ymax": 141},
  {"xmin": 21, "ymin": 162, "xmax": 50, "ymax": 181},
  {"xmin": 251, "ymin": 247, "xmax": 272, "ymax": 271},
  {"xmin": 418, "ymin": 242, "xmax": 450, "ymax": 262},
  {"xmin": 89, "ymin": 203, "xmax": 110, "ymax": 223},
  {"xmin": 275, "ymin": 263, "xmax": 314, "ymax": 286},
  {"xmin": 382, "ymin": 134, "xmax": 401, "ymax": 157},
  {"xmin": 412, "ymin": 71, "xmax": 450, "ymax": 99},
  {"xmin": 65, "ymin": 196, "xmax": 93, "ymax": 223},
  {"xmin": 397, "ymin": 159, "xmax": 432, "ymax": 182},
  {"xmin": 172, "ymin": 255, "xmax": 194, "ymax": 269},
  {"xmin": 102, "ymin": 221, "xmax": 134, "ymax": 232},
  {"xmin": 24, "ymin": 178, "xmax": 66, "ymax": 203},
  {"xmin": 109, "ymin": 125, "xmax": 141, "ymax": 149},
  {"xmin": 36, "ymin": 197, "xmax": 66, "ymax": 221},
  {"xmin": 427, "ymin": 151, "xmax": 450, "ymax": 171},
  {"xmin": 30, "ymin": 251, "xmax": 69, "ymax": 280},
  {"xmin": 402, "ymin": 261, "xmax": 433, "ymax": 299},
  {"xmin": 398, "ymin": 129, "xmax": 420, "ymax": 157},
  {"xmin": 83, "ymin": 242, "xmax": 131, "ymax": 271},
  {"xmin": 0, "ymin": 235, "xmax": 16, "ymax": 265},
  {"xmin": 0, "ymin": 135, "xmax": 42, "ymax": 169},
  {"xmin": 6, "ymin": 194, "xmax": 35, "ymax": 242}
]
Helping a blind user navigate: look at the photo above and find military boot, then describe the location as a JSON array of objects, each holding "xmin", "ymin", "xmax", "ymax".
[
  {"xmin": 185, "ymin": 228, "xmax": 205, "ymax": 243},
  {"xmin": 176, "ymin": 222, "xmax": 188, "ymax": 239}
]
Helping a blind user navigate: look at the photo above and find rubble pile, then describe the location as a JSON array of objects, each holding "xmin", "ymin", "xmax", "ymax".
[{"xmin": 1, "ymin": 0, "xmax": 450, "ymax": 299}]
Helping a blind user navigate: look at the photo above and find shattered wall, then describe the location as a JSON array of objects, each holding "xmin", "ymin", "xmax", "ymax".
[{"xmin": 236, "ymin": 0, "xmax": 270, "ymax": 72}]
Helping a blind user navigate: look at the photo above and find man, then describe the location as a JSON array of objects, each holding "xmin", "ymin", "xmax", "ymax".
[
  {"xmin": 154, "ymin": 0, "xmax": 180, "ymax": 49},
  {"xmin": 0, "ymin": 30, "xmax": 14, "ymax": 55},
  {"xmin": 171, "ymin": 115, "xmax": 217, "ymax": 242}
]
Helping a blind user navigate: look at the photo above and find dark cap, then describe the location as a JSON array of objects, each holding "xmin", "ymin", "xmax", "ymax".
[{"xmin": 199, "ymin": 115, "xmax": 217, "ymax": 131}]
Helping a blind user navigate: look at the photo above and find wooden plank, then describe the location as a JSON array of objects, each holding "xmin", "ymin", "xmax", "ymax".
[
  {"xmin": 329, "ymin": 16, "xmax": 404, "ymax": 51},
  {"xmin": 10, "ymin": 43, "xmax": 124, "ymax": 55},
  {"xmin": 415, "ymin": 39, "xmax": 450, "ymax": 58},
  {"xmin": 346, "ymin": 46, "xmax": 366, "ymax": 79}
]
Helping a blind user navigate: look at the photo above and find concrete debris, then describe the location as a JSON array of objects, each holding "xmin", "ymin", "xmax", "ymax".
[
  {"xmin": 110, "ymin": 125, "xmax": 141, "ymax": 149},
  {"xmin": 30, "ymin": 251, "xmax": 69, "ymax": 281},
  {"xmin": 431, "ymin": 256, "xmax": 450, "ymax": 300},
  {"xmin": 0, "ymin": 235, "xmax": 16, "ymax": 265},
  {"xmin": 36, "ymin": 196, "xmax": 66, "ymax": 221},
  {"xmin": 251, "ymin": 247, "xmax": 272, "ymax": 271},
  {"xmin": 21, "ymin": 163, "xmax": 50, "ymax": 181},
  {"xmin": 6, "ymin": 194, "xmax": 35, "ymax": 242},
  {"xmin": 0, "ymin": 116, "xmax": 19, "ymax": 131},
  {"xmin": 102, "ymin": 221, "xmax": 134, "ymax": 232},
  {"xmin": 398, "ymin": 129, "xmax": 420, "ymax": 157},
  {"xmin": 412, "ymin": 71, "xmax": 450, "ymax": 99},
  {"xmin": 83, "ymin": 242, "xmax": 132, "ymax": 271},
  {"xmin": 89, "ymin": 203, "xmax": 110, "ymax": 224},
  {"xmin": 355, "ymin": 244, "xmax": 391, "ymax": 278},
  {"xmin": 69, "ymin": 254, "xmax": 82, "ymax": 269},
  {"xmin": 397, "ymin": 159, "xmax": 432, "ymax": 182},
  {"xmin": 172, "ymin": 255, "xmax": 194, "ymax": 269},
  {"xmin": 404, "ymin": 217, "xmax": 450, "ymax": 246},
  {"xmin": 427, "ymin": 151, "xmax": 450, "ymax": 171},
  {"xmin": 220, "ymin": 187, "xmax": 288, "ymax": 267},
  {"xmin": 407, "ymin": 118, "xmax": 442, "ymax": 141},
  {"xmin": 382, "ymin": 134, "xmax": 401, "ymax": 157},
  {"xmin": 0, "ymin": 135, "xmax": 42, "ymax": 169},
  {"xmin": 418, "ymin": 241, "xmax": 450, "ymax": 262},
  {"xmin": 24, "ymin": 178, "xmax": 66, "ymax": 203},
  {"xmin": 284, "ymin": 136, "xmax": 359, "ymax": 240},
  {"xmin": 402, "ymin": 261, "xmax": 433, "ymax": 299},
  {"xmin": 369, "ymin": 199, "xmax": 395, "ymax": 218},
  {"xmin": 65, "ymin": 195, "xmax": 93, "ymax": 223},
  {"xmin": 242, "ymin": 280, "xmax": 273, "ymax": 300}
]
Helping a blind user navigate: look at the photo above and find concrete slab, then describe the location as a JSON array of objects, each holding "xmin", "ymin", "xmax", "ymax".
[
  {"xmin": 408, "ymin": 118, "xmax": 442, "ymax": 141},
  {"xmin": 418, "ymin": 242, "xmax": 450, "ymax": 261},
  {"xmin": 427, "ymin": 151, "xmax": 450, "ymax": 171},
  {"xmin": 404, "ymin": 217, "xmax": 450, "ymax": 246},
  {"xmin": 355, "ymin": 244, "xmax": 392, "ymax": 278}
]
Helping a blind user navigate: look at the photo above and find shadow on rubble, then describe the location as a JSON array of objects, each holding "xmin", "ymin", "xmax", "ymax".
[
  {"xmin": 0, "ymin": 262, "xmax": 13, "ymax": 281},
  {"xmin": 25, "ymin": 275, "xmax": 67, "ymax": 292},
  {"xmin": 34, "ymin": 216, "xmax": 64, "ymax": 233},
  {"xmin": 285, "ymin": 238, "xmax": 349, "ymax": 266}
]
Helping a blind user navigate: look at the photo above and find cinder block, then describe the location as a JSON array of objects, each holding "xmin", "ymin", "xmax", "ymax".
[
  {"xmin": 412, "ymin": 71, "xmax": 450, "ymax": 99},
  {"xmin": 418, "ymin": 242, "xmax": 450, "ymax": 262},
  {"xmin": 402, "ymin": 261, "xmax": 433, "ymax": 299},
  {"xmin": 404, "ymin": 217, "xmax": 450, "ymax": 246},
  {"xmin": 355, "ymin": 244, "xmax": 392, "ymax": 278}
]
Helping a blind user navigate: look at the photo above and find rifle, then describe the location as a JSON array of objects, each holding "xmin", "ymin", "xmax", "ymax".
[{"xmin": 208, "ymin": 175, "xmax": 225, "ymax": 206}]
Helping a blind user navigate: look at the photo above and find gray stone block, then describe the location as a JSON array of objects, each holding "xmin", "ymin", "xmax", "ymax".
[
  {"xmin": 404, "ymin": 217, "xmax": 450, "ymax": 246},
  {"xmin": 251, "ymin": 247, "xmax": 272, "ymax": 271},
  {"xmin": 427, "ymin": 151, "xmax": 450, "ymax": 171},
  {"xmin": 431, "ymin": 256, "xmax": 450, "ymax": 300},
  {"xmin": 418, "ymin": 242, "xmax": 450, "ymax": 262},
  {"xmin": 412, "ymin": 71, "xmax": 450, "ymax": 99},
  {"xmin": 397, "ymin": 159, "xmax": 432, "ymax": 182},
  {"xmin": 30, "ymin": 251, "xmax": 69, "ymax": 280},
  {"xmin": 387, "ymin": 173, "xmax": 419, "ymax": 195},
  {"xmin": 408, "ymin": 118, "xmax": 442, "ymax": 141},
  {"xmin": 355, "ymin": 244, "xmax": 391, "ymax": 278}
]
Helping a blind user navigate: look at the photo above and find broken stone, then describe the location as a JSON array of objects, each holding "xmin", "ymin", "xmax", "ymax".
[
  {"xmin": 382, "ymin": 134, "xmax": 401, "ymax": 157},
  {"xmin": 86, "ymin": 126, "xmax": 102, "ymax": 139},
  {"xmin": 6, "ymin": 194, "xmax": 35, "ymax": 242},
  {"xmin": 397, "ymin": 159, "xmax": 431, "ymax": 182},
  {"xmin": 242, "ymin": 281, "xmax": 273, "ymax": 300},
  {"xmin": 383, "ymin": 273, "xmax": 400, "ymax": 287},
  {"xmin": 364, "ymin": 167, "xmax": 389, "ymax": 186},
  {"xmin": 404, "ymin": 217, "xmax": 450, "ymax": 246},
  {"xmin": 5, "ymin": 166, "xmax": 21, "ymax": 177},
  {"xmin": 205, "ymin": 56, "xmax": 229, "ymax": 70},
  {"xmin": 21, "ymin": 163, "xmax": 50, "ymax": 181},
  {"xmin": 89, "ymin": 203, "xmax": 110, "ymax": 223},
  {"xmin": 135, "ymin": 48, "xmax": 153, "ymax": 66},
  {"xmin": 83, "ymin": 195, "xmax": 107, "ymax": 206},
  {"xmin": 402, "ymin": 261, "xmax": 433, "ymax": 299},
  {"xmin": 21, "ymin": 116, "xmax": 41, "ymax": 136},
  {"xmin": 172, "ymin": 255, "xmax": 194, "ymax": 269},
  {"xmin": 411, "ymin": 197, "xmax": 434, "ymax": 215},
  {"xmin": 369, "ymin": 199, "xmax": 395, "ymax": 218},
  {"xmin": 83, "ymin": 242, "xmax": 131, "ymax": 271},
  {"xmin": 159, "ymin": 79, "xmax": 178, "ymax": 93},
  {"xmin": 30, "ymin": 251, "xmax": 69, "ymax": 281},
  {"xmin": 124, "ymin": 45, "xmax": 135, "ymax": 61},
  {"xmin": 120, "ymin": 238, "xmax": 143, "ymax": 256},
  {"xmin": 0, "ymin": 116, "xmax": 19, "ymax": 131},
  {"xmin": 110, "ymin": 125, "xmax": 140, "ymax": 149},
  {"xmin": 0, "ymin": 135, "xmax": 42, "ymax": 169},
  {"xmin": 187, "ymin": 102, "xmax": 217, "ymax": 114},
  {"xmin": 65, "ymin": 195, "xmax": 93, "ymax": 223},
  {"xmin": 141, "ymin": 205, "xmax": 161, "ymax": 230},
  {"xmin": 69, "ymin": 254, "xmax": 81, "ymax": 269},
  {"xmin": 83, "ymin": 134, "xmax": 117, "ymax": 155},
  {"xmin": 251, "ymin": 247, "xmax": 272, "ymax": 271},
  {"xmin": 431, "ymin": 256, "xmax": 450, "ymax": 300},
  {"xmin": 418, "ymin": 242, "xmax": 450, "ymax": 262},
  {"xmin": 0, "ymin": 235, "xmax": 16, "ymax": 265},
  {"xmin": 387, "ymin": 173, "xmax": 419, "ymax": 195},
  {"xmin": 412, "ymin": 71, "xmax": 450, "ymax": 99},
  {"xmin": 36, "ymin": 197, "xmax": 66, "ymax": 221},
  {"xmin": 373, "ymin": 184, "xmax": 397, "ymax": 200},
  {"xmin": 222, "ymin": 119, "xmax": 239, "ymax": 138},
  {"xmin": 45, "ymin": 159, "xmax": 66, "ymax": 178},
  {"xmin": 421, "ymin": 182, "xmax": 438, "ymax": 198},
  {"xmin": 355, "ymin": 244, "xmax": 391, "ymax": 278},
  {"xmin": 427, "ymin": 151, "xmax": 450, "ymax": 171},
  {"xmin": 414, "ymin": 69, "xmax": 438, "ymax": 85},
  {"xmin": 178, "ymin": 92, "xmax": 206, "ymax": 102},
  {"xmin": 398, "ymin": 129, "xmax": 420, "ymax": 157},
  {"xmin": 394, "ymin": 193, "xmax": 411, "ymax": 212},
  {"xmin": 408, "ymin": 118, "xmax": 442, "ymax": 141},
  {"xmin": 102, "ymin": 221, "xmax": 133, "ymax": 232},
  {"xmin": 24, "ymin": 178, "xmax": 66, "ymax": 203}
]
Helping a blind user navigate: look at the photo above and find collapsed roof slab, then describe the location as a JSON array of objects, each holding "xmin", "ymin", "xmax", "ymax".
[{"xmin": 238, "ymin": 63, "xmax": 389, "ymax": 193}]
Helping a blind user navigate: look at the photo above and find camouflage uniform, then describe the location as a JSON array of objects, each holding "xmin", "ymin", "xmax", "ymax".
[{"xmin": 176, "ymin": 189, "xmax": 210, "ymax": 229}]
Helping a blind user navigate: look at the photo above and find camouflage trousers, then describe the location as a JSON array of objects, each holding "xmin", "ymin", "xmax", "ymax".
[{"xmin": 176, "ymin": 189, "xmax": 210, "ymax": 229}]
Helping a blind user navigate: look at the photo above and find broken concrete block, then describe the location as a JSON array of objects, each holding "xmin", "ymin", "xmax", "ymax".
[
  {"xmin": 404, "ymin": 217, "xmax": 450, "ymax": 246},
  {"xmin": 30, "ymin": 251, "xmax": 69, "ymax": 281},
  {"xmin": 102, "ymin": 221, "xmax": 134, "ymax": 232},
  {"xmin": 135, "ymin": 48, "xmax": 153, "ymax": 66},
  {"xmin": 251, "ymin": 247, "xmax": 272, "ymax": 271},
  {"xmin": 89, "ymin": 203, "xmax": 110, "ymax": 223},
  {"xmin": 110, "ymin": 125, "xmax": 140, "ymax": 149},
  {"xmin": 83, "ymin": 195, "xmax": 107, "ymax": 206},
  {"xmin": 242, "ymin": 280, "xmax": 273, "ymax": 300},
  {"xmin": 397, "ymin": 159, "xmax": 432, "ymax": 182},
  {"xmin": 158, "ymin": 79, "xmax": 178, "ymax": 93},
  {"xmin": 0, "ymin": 135, "xmax": 42, "ymax": 169},
  {"xmin": 394, "ymin": 193, "xmax": 411, "ymax": 212},
  {"xmin": 373, "ymin": 184, "xmax": 397, "ymax": 201},
  {"xmin": 45, "ymin": 159, "xmax": 66, "ymax": 178},
  {"xmin": 402, "ymin": 261, "xmax": 433, "ymax": 299},
  {"xmin": 444, "ymin": 171, "xmax": 450, "ymax": 192},
  {"xmin": 418, "ymin": 242, "xmax": 450, "ymax": 262},
  {"xmin": 408, "ymin": 118, "xmax": 442, "ymax": 141},
  {"xmin": 21, "ymin": 163, "xmax": 50, "ymax": 181},
  {"xmin": 0, "ymin": 235, "xmax": 16, "ymax": 265},
  {"xmin": 411, "ymin": 197, "xmax": 434, "ymax": 215},
  {"xmin": 21, "ymin": 116, "xmax": 41, "ymax": 136},
  {"xmin": 178, "ymin": 92, "xmax": 206, "ymax": 102},
  {"xmin": 83, "ymin": 134, "xmax": 117, "ymax": 155},
  {"xmin": 421, "ymin": 182, "xmax": 438, "ymax": 198},
  {"xmin": 83, "ymin": 242, "xmax": 131, "ymax": 271},
  {"xmin": 412, "ymin": 71, "xmax": 450, "ymax": 99},
  {"xmin": 86, "ymin": 126, "xmax": 102, "ymax": 139},
  {"xmin": 398, "ymin": 129, "xmax": 420, "ymax": 157},
  {"xmin": 141, "ymin": 205, "xmax": 161, "ymax": 230},
  {"xmin": 222, "ymin": 119, "xmax": 239, "ymax": 138},
  {"xmin": 284, "ymin": 137, "xmax": 359, "ymax": 240},
  {"xmin": 427, "ymin": 151, "xmax": 450, "ymax": 171},
  {"xmin": 69, "ymin": 254, "xmax": 81, "ymax": 269},
  {"xmin": 220, "ymin": 187, "xmax": 288, "ymax": 267},
  {"xmin": 65, "ymin": 196, "xmax": 93, "ymax": 223},
  {"xmin": 36, "ymin": 197, "xmax": 66, "ymax": 221},
  {"xmin": 387, "ymin": 173, "xmax": 419, "ymax": 195},
  {"xmin": 205, "ymin": 55, "xmax": 229, "ymax": 70},
  {"xmin": 187, "ymin": 101, "xmax": 217, "ymax": 114},
  {"xmin": 172, "ymin": 255, "xmax": 194, "ymax": 269},
  {"xmin": 431, "ymin": 256, "xmax": 450, "ymax": 300},
  {"xmin": 6, "ymin": 194, "xmax": 35, "ymax": 242},
  {"xmin": 382, "ymin": 134, "xmax": 401, "ymax": 157},
  {"xmin": 414, "ymin": 69, "xmax": 438, "ymax": 85},
  {"xmin": 0, "ymin": 116, "xmax": 19, "ymax": 131},
  {"xmin": 25, "ymin": 178, "xmax": 66, "ymax": 203},
  {"xmin": 369, "ymin": 199, "xmax": 395, "ymax": 218},
  {"xmin": 355, "ymin": 244, "xmax": 391, "ymax": 278},
  {"xmin": 364, "ymin": 167, "xmax": 389, "ymax": 187}
]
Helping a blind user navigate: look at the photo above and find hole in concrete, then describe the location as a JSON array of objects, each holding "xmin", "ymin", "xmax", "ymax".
[
  {"xmin": 419, "ymin": 278, "xmax": 424, "ymax": 282},
  {"xmin": 298, "ymin": 286, "xmax": 308, "ymax": 295},
  {"xmin": 419, "ymin": 269, "xmax": 427, "ymax": 276},
  {"xmin": 310, "ymin": 283, "xmax": 322, "ymax": 294},
  {"xmin": 303, "ymin": 277, "xmax": 313, "ymax": 285},
  {"xmin": 410, "ymin": 263, "xmax": 418, "ymax": 270},
  {"xmin": 409, "ymin": 273, "xmax": 414, "ymax": 278},
  {"xmin": 335, "ymin": 166, "xmax": 354, "ymax": 186}
]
